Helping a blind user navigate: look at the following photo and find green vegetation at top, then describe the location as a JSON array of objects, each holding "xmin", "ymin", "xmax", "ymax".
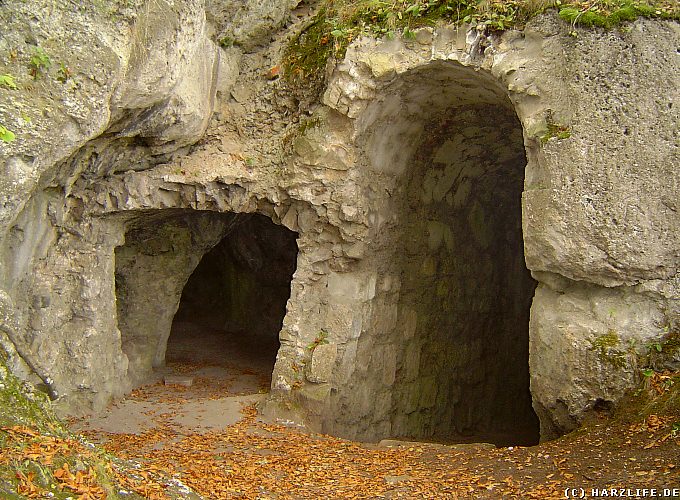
[{"xmin": 284, "ymin": 0, "xmax": 679, "ymax": 80}]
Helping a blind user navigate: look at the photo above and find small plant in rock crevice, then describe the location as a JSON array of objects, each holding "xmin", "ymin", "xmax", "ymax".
[
  {"xmin": 0, "ymin": 73, "xmax": 18, "ymax": 89},
  {"xmin": 290, "ymin": 360, "xmax": 306, "ymax": 390},
  {"xmin": 298, "ymin": 116, "xmax": 322, "ymax": 136},
  {"xmin": 0, "ymin": 124, "xmax": 16, "ymax": 143},
  {"xmin": 28, "ymin": 46, "xmax": 51, "ymax": 79},
  {"xmin": 641, "ymin": 314, "xmax": 680, "ymax": 372},
  {"xmin": 306, "ymin": 329, "xmax": 330, "ymax": 351},
  {"xmin": 56, "ymin": 62, "xmax": 72, "ymax": 83},
  {"xmin": 540, "ymin": 121, "xmax": 572, "ymax": 143},
  {"xmin": 218, "ymin": 36, "xmax": 235, "ymax": 48}
]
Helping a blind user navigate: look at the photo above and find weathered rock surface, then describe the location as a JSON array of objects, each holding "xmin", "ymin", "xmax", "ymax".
[
  {"xmin": 0, "ymin": 0, "xmax": 678, "ymax": 445},
  {"xmin": 206, "ymin": 0, "xmax": 301, "ymax": 51}
]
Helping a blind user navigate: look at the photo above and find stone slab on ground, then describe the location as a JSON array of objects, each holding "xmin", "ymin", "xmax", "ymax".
[
  {"xmin": 171, "ymin": 394, "xmax": 264, "ymax": 432},
  {"xmin": 76, "ymin": 393, "xmax": 266, "ymax": 435},
  {"xmin": 164, "ymin": 375, "xmax": 194, "ymax": 387}
]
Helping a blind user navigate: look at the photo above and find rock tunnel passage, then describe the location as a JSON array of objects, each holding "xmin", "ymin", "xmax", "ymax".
[
  {"xmin": 365, "ymin": 62, "xmax": 540, "ymax": 446},
  {"xmin": 114, "ymin": 210, "xmax": 298, "ymax": 392},
  {"xmin": 166, "ymin": 213, "xmax": 299, "ymax": 385}
]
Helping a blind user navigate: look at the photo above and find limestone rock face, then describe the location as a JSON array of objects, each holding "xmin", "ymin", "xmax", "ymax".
[
  {"xmin": 520, "ymin": 21, "xmax": 680, "ymax": 288},
  {"xmin": 529, "ymin": 274, "xmax": 671, "ymax": 438},
  {"xmin": 206, "ymin": 0, "xmax": 300, "ymax": 51},
  {"xmin": 0, "ymin": 0, "xmax": 236, "ymax": 412},
  {"xmin": 109, "ymin": 0, "xmax": 221, "ymax": 152},
  {"xmin": 0, "ymin": 0, "xmax": 678, "ymax": 445},
  {"xmin": 315, "ymin": 17, "xmax": 678, "ymax": 440}
]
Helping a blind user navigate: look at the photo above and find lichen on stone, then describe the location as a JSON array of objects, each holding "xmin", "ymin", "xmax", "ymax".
[{"xmin": 588, "ymin": 330, "xmax": 631, "ymax": 369}]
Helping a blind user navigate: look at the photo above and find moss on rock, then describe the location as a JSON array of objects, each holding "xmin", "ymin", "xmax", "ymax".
[
  {"xmin": 0, "ymin": 349, "xmax": 62, "ymax": 433},
  {"xmin": 0, "ymin": 349, "xmax": 148, "ymax": 499},
  {"xmin": 284, "ymin": 0, "xmax": 680, "ymax": 82}
]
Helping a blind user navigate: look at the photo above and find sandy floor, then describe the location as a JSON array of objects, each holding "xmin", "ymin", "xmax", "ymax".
[{"xmin": 71, "ymin": 321, "xmax": 280, "ymax": 437}]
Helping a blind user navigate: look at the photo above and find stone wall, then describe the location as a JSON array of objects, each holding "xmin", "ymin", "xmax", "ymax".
[
  {"xmin": 284, "ymin": 16, "xmax": 679, "ymax": 441},
  {"xmin": 0, "ymin": 0, "xmax": 678, "ymax": 443}
]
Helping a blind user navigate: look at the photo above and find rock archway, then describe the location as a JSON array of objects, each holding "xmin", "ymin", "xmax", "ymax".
[
  {"xmin": 353, "ymin": 60, "xmax": 540, "ymax": 445},
  {"xmin": 114, "ymin": 209, "xmax": 298, "ymax": 387},
  {"xmin": 167, "ymin": 214, "xmax": 298, "ymax": 377},
  {"xmin": 0, "ymin": 0, "xmax": 675, "ymax": 448}
]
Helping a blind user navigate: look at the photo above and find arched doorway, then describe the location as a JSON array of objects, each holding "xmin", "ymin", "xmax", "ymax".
[
  {"xmin": 166, "ymin": 214, "xmax": 299, "ymax": 386},
  {"xmin": 361, "ymin": 61, "xmax": 540, "ymax": 445},
  {"xmin": 114, "ymin": 210, "xmax": 298, "ymax": 390}
]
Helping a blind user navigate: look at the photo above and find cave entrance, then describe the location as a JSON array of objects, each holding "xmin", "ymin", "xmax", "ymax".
[
  {"xmin": 166, "ymin": 214, "xmax": 299, "ymax": 389},
  {"xmin": 114, "ymin": 210, "xmax": 298, "ymax": 392},
  {"xmin": 364, "ymin": 61, "xmax": 540, "ymax": 446}
]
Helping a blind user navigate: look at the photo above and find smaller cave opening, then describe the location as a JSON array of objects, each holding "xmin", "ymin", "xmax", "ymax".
[
  {"xmin": 114, "ymin": 210, "xmax": 298, "ymax": 395},
  {"xmin": 166, "ymin": 214, "xmax": 299, "ymax": 391}
]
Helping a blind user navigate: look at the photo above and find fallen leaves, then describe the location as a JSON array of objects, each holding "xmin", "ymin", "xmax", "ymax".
[
  {"xmin": 96, "ymin": 402, "xmax": 470, "ymax": 499},
  {"xmin": 4, "ymin": 425, "xmax": 74, "ymax": 465},
  {"xmin": 1, "ymin": 425, "xmax": 115, "ymax": 499},
  {"xmin": 629, "ymin": 414, "xmax": 671, "ymax": 434},
  {"xmin": 54, "ymin": 462, "xmax": 107, "ymax": 499},
  {"xmin": 113, "ymin": 466, "xmax": 167, "ymax": 500},
  {"xmin": 627, "ymin": 413, "xmax": 679, "ymax": 449},
  {"xmin": 61, "ymin": 362, "xmax": 679, "ymax": 500},
  {"xmin": 645, "ymin": 371, "xmax": 676, "ymax": 396},
  {"xmin": 16, "ymin": 470, "xmax": 41, "ymax": 498}
]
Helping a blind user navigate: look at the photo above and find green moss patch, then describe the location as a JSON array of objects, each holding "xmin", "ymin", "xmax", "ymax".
[
  {"xmin": 0, "ymin": 350, "xmax": 151, "ymax": 499},
  {"xmin": 284, "ymin": 0, "xmax": 679, "ymax": 82},
  {"xmin": 0, "ymin": 351, "xmax": 62, "ymax": 433},
  {"xmin": 588, "ymin": 330, "xmax": 631, "ymax": 369},
  {"xmin": 558, "ymin": 0, "xmax": 674, "ymax": 28},
  {"xmin": 540, "ymin": 121, "xmax": 571, "ymax": 143}
]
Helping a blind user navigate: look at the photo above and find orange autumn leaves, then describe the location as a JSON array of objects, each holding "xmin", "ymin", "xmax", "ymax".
[
  {"xmin": 53, "ymin": 463, "xmax": 106, "ymax": 499},
  {"xmin": 2, "ymin": 425, "xmax": 106, "ymax": 499}
]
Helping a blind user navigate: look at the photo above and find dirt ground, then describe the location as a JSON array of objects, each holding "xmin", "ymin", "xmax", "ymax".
[{"xmin": 69, "ymin": 323, "xmax": 680, "ymax": 499}]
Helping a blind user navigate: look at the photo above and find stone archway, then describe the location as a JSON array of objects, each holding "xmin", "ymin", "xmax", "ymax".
[
  {"xmin": 166, "ymin": 214, "xmax": 298, "ymax": 378},
  {"xmin": 352, "ymin": 60, "xmax": 540, "ymax": 445},
  {"xmin": 113, "ymin": 209, "xmax": 298, "ymax": 388}
]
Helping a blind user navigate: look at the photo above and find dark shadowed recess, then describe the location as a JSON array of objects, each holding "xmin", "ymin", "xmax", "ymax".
[
  {"xmin": 166, "ymin": 214, "xmax": 299, "ymax": 377},
  {"xmin": 391, "ymin": 98, "xmax": 540, "ymax": 446}
]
